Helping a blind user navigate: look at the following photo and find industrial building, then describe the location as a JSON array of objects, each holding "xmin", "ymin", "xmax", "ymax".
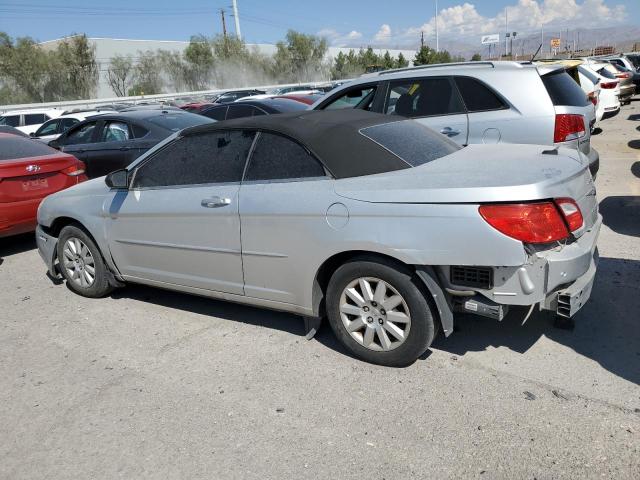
[{"xmin": 40, "ymin": 37, "xmax": 416, "ymax": 99}]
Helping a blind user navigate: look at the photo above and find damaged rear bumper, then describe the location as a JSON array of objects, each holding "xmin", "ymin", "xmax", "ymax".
[{"xmin": 438, "ymin": 214, "xmax": 602, "ymax": 320}]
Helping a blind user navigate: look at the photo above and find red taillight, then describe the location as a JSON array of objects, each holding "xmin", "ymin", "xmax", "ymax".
[
  {"xmin": 479, "ymin": 199, "xmax": 583, "ymax": 244},
  {"xmin": 479, "ymin": 202, "xmax": 569, "ymax": 244},
  {"xmin": 553, "ymin": 114, "xmax": 586, "ymax": 143},
  {"xmin": 61, "ymin": 161, "xmax": 86, "ymax": 176},
  {"xmin": 554, "ymin": 198, "xmax": 584, "ymax": 232},
  {"xmin": 615, "ymin": 72, "xmax": 630, "ymax": 79},
  {"xmin": 587, "ymin": 91, "xmax": 598, "ymax": 106},
  {"xmin": 600, "ymin": 81, "xmax": 617, "ymax": 89}
]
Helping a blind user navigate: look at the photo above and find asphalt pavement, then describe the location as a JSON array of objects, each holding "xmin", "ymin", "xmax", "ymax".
[{"xmin": 1, "ymin": 99, "xmax": 639, "ymax": 479}]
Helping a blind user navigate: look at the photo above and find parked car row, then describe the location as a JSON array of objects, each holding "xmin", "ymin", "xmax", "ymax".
[{"xmin": 1, "ymin": 59, "xmax": 635, "ymax": 366}]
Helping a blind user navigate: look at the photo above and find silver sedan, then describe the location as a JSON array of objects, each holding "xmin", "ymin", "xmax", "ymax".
[{"xmin": 36, "ymin": 110, "xmax": 601, "ymax": 366}]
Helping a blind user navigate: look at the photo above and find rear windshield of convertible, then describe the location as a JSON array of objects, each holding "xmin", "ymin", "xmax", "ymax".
[{"xmin": 359, "ymin": 120, "xmax": 460, "ymax": 167}]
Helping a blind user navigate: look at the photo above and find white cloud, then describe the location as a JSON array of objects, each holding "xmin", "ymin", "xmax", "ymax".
[
  {"xmin": 374, "ymin": 24, "xmax": 392, "ymax": 43},
  {"xmin": 382, "ymin": 0, "xmax": 626, "ymax": 46},
  {"xmin": 317, "ymin": 28, "xmax": 363, "ymax": 47}
]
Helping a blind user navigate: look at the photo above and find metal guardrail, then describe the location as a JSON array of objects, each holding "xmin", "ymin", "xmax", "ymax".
[{"xmin": 0, "ymin": 82, "xmax": 335, "ymax": 113}]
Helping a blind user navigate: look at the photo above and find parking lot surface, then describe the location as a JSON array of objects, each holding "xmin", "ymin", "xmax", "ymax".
[{"xmin": 1, "ymin": 101, "xmax": 639, "ymax": 479}]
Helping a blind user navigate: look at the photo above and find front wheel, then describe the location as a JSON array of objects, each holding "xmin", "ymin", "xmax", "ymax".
[
  {"xmin": 57, "ymin": 225, "xmax": 114, "ymax": 298},
  {"xmin": 326, "ymin": 259, "xmax": 436, "ymax": 367}
]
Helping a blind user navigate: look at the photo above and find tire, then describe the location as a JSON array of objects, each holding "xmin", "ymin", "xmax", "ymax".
[
  {"xmin": 326, "ymin": 258, "xmax": 436, "ymax": 367},
  {"xmin": 57, "ymin": 225, "xmax": 114, "ymax": 298}
]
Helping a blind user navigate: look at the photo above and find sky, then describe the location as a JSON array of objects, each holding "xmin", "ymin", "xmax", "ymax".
[{"xmin": 0, "ymin": 0, "xmax": 638, "ymax": 48}]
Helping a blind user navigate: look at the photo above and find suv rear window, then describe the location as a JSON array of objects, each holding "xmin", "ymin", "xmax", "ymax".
[
  {"xmin": 541, "ymin": 71, "xmax": 589, "ymax": 107},
  {"xmin": 0, "ymin": 136, "xmax": 56, "ymax": 161},
  {"xmin": 359, "ymin": 120, "xmax": 460, "ymax": 167},
  {"xmin": 454, "ymin": 77, "xmax": 507, "ymax": 112}
]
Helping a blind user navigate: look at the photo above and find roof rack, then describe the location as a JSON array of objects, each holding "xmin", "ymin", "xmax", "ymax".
[{"xmin": 377, "ymin": 61, "xmax": 496, "ymax": 76}]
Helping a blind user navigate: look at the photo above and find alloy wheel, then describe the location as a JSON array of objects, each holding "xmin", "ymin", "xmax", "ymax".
[
  {"xmin": 339, "ymin": 277, "xmax": 411, "ymax": 351},
  {"xmin": 62, "ymin": 237, "xmax": 96, "ymax": 288}
]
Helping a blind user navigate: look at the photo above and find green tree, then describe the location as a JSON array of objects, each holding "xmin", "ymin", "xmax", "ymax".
[
  {"xmin": 106, "ymin": 54, "xmax": 134, "ymax": 97},
  {"xmin": 55, "ymin": 34, "xmax": 98, "ymax": 99},
  {"xmin": 274, "ymin": 30, "xmax": 327, "ymax": 82},
  {"xmin": 471, "ymin": 53, "xmax": 482, "ymax": 61},
  {"xmin": 382, "ymin": 51, "xmax": 395, "ymax": 70},
  {"xmin": 414, "ymin": 46, "xmax": 457, "ymax": 66},
  {"xmin": 183, "ymin": 35, "xmax": 214, "ymax": 90},
  {"xmin": 396, "ymin": 52, "xmax": 409, "ymax": 68},
  {"xmin": 130, "ymin": 50, "xmax": 163, "ymax": 95},
  {"xmin": 0, "ymin": 32, "xmax": 52, "ymax": 102}
]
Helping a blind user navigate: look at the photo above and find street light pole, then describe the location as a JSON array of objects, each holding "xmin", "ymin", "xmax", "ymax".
[
  {"xmin": 232, "ymin": 0, "xmax": 242, "ymax": 40},
  {"xmin": 435, "ymin": 0, "xmax": 439, "ymax": 52}
]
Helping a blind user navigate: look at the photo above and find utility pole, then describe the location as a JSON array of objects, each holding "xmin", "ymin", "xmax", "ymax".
[
  {"xmin": 220, "ymin": 9, "xmax": 227, "ymax": 38},
  {"xmin": 420, "ymin": 30, "xmax": 425, "ymax": 48},
  {"xmin": 232, "ymin": 0, "xmax": 241, "ymax": 40},
  {"xmin": 504, "ymin": 7, "xmax": 508, "ymax": 57},
  {"xmin": 435, "ymin": 0, "xmax": 439, "ymax": 52}
]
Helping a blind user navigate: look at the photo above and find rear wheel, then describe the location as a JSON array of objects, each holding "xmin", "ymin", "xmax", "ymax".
[
  {"xmin": 57, "ymin": 225, "xmax": 113, "ymax": 298},
  {"xmin": 326, "ymin": 259, "xmax": 436, "ymax": 367}
]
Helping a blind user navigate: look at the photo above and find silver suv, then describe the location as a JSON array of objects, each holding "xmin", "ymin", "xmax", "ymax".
[{"xmin": 312, "ymin": 61, "xmax": 599, "ymax": 176}]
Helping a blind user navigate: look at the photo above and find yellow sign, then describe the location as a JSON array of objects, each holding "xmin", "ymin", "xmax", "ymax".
[{"xmin": 550, "ymin": 38, "xmax": 561, "ymax": 48}]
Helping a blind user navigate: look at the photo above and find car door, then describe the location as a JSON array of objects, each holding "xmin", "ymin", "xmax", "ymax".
[
  {"xmin": 84, "ymin": 120, "xmax": 137, "ymax": 178},
  {"xmin": 106, "ymin": 129, "xmax": 255, "ymax": 295},
  {"xmin": 383, "ymin": 77, "xmax": 469, "ymax": 146},
  {"xmin": 453, "ymin": 76, "xmax": 513, "ymax": 145},
  {"xmin": 58, "ymin": 120, "xmax": 100, "ymax": 164},
  {"xmin": 239, "ymin": 131, "xmax": 335, "ymax": 306}
]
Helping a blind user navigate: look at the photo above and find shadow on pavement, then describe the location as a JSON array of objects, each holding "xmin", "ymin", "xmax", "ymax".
[
  {"xmin": 599, "ymin": 196, "xmax": 640, "ymax": 237},
  {"xmin": 433, "ymin": 257, "xmax": 640, "ymax": 386},
  {"xmin": 106, "ymin": 255, "xmax": 640, "ymax": 378},
  {"xmin": 0, "ymin": 233, "xmax": 37, "ymax": 264},
  {"xmin": 632, "ymin": 162, "xmax": 640, "ymax": 178},
  {"xmin": 628, "ymin": 114, "xmax": 640, "ymax": 121},
  {"xmin": 629, "ymin": 140, "xmax": 640, "ymax": 149}
]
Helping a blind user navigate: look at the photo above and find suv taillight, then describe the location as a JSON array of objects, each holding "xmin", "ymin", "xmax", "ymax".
[
  {"xmin": 600, "ymin": 81, "xmax": 617, "ymax": 89},
  {"xmin": 479, "ymin": 199, "xmax": 583, "ymax": 244},
  {"xmin": 587, "ymin": 91, "xmax": 598, "ymax": 106},
  {"xmin": 61, "ymin": 161, "xmax": 86, "ymax": 176},
  {"xmin": 615, "ymin": 72, "xmax": 631, "ymax": 79},
  {"xmin": 554, "ymin": 114, "xmax": 586, "ymax": 143}
]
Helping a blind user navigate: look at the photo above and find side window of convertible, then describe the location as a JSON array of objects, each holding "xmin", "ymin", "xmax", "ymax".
[
  {"xmin": 132, "ymin": 130, "xmax": 255, "ymax": 189},
  {"xmin": 244, "ymin": 132, "xmax": 326, "ymax": 182}
]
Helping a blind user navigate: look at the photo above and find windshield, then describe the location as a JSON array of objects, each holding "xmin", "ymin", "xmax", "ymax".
[
  {"xmin": 147, "ymin": 113, "xmax": 214, "ymax": 132},
  {"xmin": 0, "ymin": 135, "xmax": 56, "ymax": 160},
  {"xmin": 359, "ymin": 120, "xmax": 460, "ymax": 167}
]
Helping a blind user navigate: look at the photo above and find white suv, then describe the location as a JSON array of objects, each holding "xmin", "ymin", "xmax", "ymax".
[
  {"xmin": 312, "ymin": 61, "xmax": 599, "ymax": 177},
  {"xmin": 0, "ymin": 108, "xmax": 64, "ymax": 135}
]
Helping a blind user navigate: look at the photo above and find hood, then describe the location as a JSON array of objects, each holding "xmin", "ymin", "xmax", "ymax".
[{"xmin": 334, "ymin": 144, "xmax": 591, "ymax": 204}]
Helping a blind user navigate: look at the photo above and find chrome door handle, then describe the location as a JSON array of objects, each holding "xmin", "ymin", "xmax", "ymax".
[
  {"xmin": 440, "ymin": 127, "xmax": 461, "ymax": 137},
  {"xmin": 201, "ymin": 197, "xmax": 231, "ymax": 208}
]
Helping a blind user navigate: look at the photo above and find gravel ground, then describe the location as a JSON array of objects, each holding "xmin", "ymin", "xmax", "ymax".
[{"xmin": 1, "ymin": 99, "xmax": 639, "ymax": 479}]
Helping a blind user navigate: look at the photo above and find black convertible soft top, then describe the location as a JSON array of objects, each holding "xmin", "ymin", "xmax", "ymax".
[{"xmin": 181, "ymin": 109, "xmax": 410, "ymax": 179}]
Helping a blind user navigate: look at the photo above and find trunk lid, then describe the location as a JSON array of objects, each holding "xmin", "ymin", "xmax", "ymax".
[
  {"xmin": 334, "ymin": 144, "xmax": 598, "ymax": 231},
  {"xmin": 0, "ymin": 153, "xmax": 80, "ymax": 203}
]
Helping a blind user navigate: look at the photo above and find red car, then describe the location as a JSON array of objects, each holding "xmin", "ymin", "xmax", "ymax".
[
  {"xmin": 0, "ymin": 133, "xmax": 87, "ymax": 238},
  {"xmin": 273, "ymin": 94, "xmax": 324, "ymax": 105},
  {"xmin": 179, "ymin": 102, "xmax": 216, "ymax": 113}
]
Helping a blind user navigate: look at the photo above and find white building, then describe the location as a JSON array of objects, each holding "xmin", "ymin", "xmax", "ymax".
[{"xmin": 40, "ymin": 37, "xmax": 416, "ymax": 99}]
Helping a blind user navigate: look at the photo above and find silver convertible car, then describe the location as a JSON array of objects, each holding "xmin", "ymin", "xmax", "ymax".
[{"xmin": 36, "ymin": 110, "xmax": 601, "ymax": 366}]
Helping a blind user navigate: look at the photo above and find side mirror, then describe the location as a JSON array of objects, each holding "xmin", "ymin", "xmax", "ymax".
[
  {"xmin": 29, "ymin": 132, "xmax": 36, "ymax": 137},
  {"xmin": 48, "ymin": 139, "xmax": 60, "ymax": 150},
  {"xmin": 105, "ymin": 169, "xmax": 129, "ymax": 189}
]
